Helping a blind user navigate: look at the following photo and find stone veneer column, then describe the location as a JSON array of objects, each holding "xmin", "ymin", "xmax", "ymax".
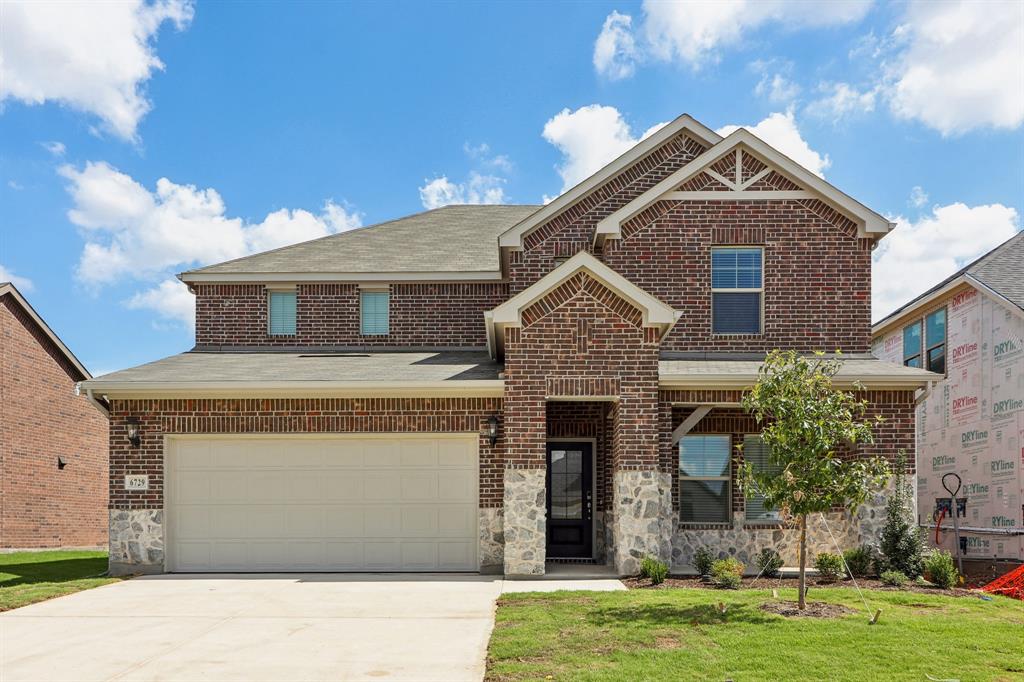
[
  {"xmin": 502, "ymin": 468, "xmax": 546, "ymax": 575},
  {"xmin": 108, "ymin": 509, "xmax": 164, "ymax": 575},
  {"xmin": 611, "ymin": 469, "xmax": 673, "ymax": 575}
]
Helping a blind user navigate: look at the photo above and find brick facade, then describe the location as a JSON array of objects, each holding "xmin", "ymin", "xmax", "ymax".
[
  {"xmin": 1, "ymin": 293, "xmax": 108, "ymax": 549},
  {"xmin": 103, "ymin": 124, "xmax": 920, "ymax": 574},
  {"xmin": 194, "ymin": 282, "xmax": 507, "ymax": 349},
  {"xmin": 107, "ymin": 397, "xmax": 504, "ymax": 510}
]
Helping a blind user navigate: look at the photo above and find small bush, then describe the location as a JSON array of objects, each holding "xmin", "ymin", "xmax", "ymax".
[
  {"xmin": 880, "ymin": 569, "xmax": 908, "ymax": 587},
  {"xmin": 755, "ymin": 548, "xmax": 784, "ymax": 577},
  {"xmin": 693, "ymin": 547, "xmax": 715, "ymax": 576},
  {"xmin": 878, "ymin": 451, "xmax": 925, "ymax": 578},
  {"xmin": 640, "ymin": 555, "xmax": 669, "ymax": 585},
  {"xmin": 923, "ymin": 550, "xmax": 959, "ymax": 589},
  {"xmin": 814, "ymin": 552, "xmax": 845, "ymax": 582},
  {"xmin": 843, "ymin": 545, "xmax": 874, "ymax": 578},
  {"xmin": 711, "ymin": 557, "xmax": 744, "ymax": 589}
]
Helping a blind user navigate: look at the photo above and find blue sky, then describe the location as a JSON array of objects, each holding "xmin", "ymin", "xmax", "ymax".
[{"xmin": 1, "ymin": 0, "xmax": 1021, "ymax": 376}]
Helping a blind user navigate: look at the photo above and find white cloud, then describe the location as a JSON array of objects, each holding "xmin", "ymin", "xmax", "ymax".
[
  {"xmin": 594, "ymin": 0, "xmax": 871, "ymax": 75},
  {"xmin": 872, "ymin": 203, "xmax": 1020, "ymax": 320},
  {"xmin": 59, "ymin": 161, "xmax": 362, "ymax": 324},
  {"xmin": 41, "ymin": 141, "xmax": 66, "ymax": 157},
  {"xmin": 908, "ymin": 186, "xmax": 928, "ymax": 208},
  {"xmin": 0, "ymin": 264, "xmax": 34, "ymax": 291},
  {"xmin": 419, "ymin": 173, "xmax": 506, "ymax": 209},
  {"xmin": 717, "ymin": 111, "xmax": 831, "ymax": 178},
  {"xmin": 885, "ymin": 0, "xmax": 1023, "ymax": 135},
  {"xmin": 542, "ymin": 105, "xmax": 666, "ymax": 194},
  {"xmin": 594, "ymin": 11, "xmax": 638, "ymax": 80},
  {"xmin": 805, "ymin": 82, "xmax": 877, "ymax": 121},
  {"xmin": 7, "ymin": 180, "xmax": 24, "ymax": 191},
  {"xmin": 755, "ymin": 72, "xmax": 801, "ymax": 105},
  {"xmin": 0, "ymin": 0, "xmax": 194, "ymax": 140},
  {"xmin": 463, "ymin": 142, "xmax": 513, "ymax": 173},
  {"xmin": 126, "ymin": 278, "xmax": 196, "ymax": 328}
]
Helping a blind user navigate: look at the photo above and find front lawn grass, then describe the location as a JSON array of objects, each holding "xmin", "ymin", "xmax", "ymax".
[
  {"xmin": 0, "ymin": 550, "xmax": 119, "ymax": 611},
  {"xmin": 487, "ymin": 587, "xmax": 1024, "ymax": 681}
]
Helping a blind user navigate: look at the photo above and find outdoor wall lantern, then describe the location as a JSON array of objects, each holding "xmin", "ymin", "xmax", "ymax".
[
  {"xmin": 57, "ymin": 456, "xmax": 67, "ymax": 470},
  {"xmin": 126, "ymin": 417, "xmax": 141, "ymax": 448},
  {"xmin": 487, "ymin": 414, "xmax": 499, "ymax": 447}
]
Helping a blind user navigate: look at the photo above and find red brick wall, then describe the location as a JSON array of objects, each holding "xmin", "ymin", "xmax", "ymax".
[
  {"xmin": 659, "ymin": 389, "xmax": 916, "ymax": 517},
  {"xmin": 0, "ymin": 295, "xmax": 108, "ymax": 548},
  {"xmin": 194, "ymin": 282, "xmax": 508, "ymax": 349},
  {"xmin": 503, "ymin": 272, "xmax": 661, "ymax": 472},
  {"xmin": 605, "ymin": 200, "xmax": 873, "ymax": 353},
  {"xmin": 107, "ymin": 397, "xmax": 504, "ymax": 510},
  {"xmin": 509, "ymin": 133, "xmax": 708, "ymax": 296}
]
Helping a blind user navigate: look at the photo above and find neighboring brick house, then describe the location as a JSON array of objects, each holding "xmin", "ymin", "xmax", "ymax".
[
  {"xmin": 82, "ymin": 115, "xmax": 937, "ymax": 576},
  {"xmin": 1, "ymin": 283, "xmax": 108, "ymax": 549},
  {"xmin": 872, "ymin": 232, "xmax": 1024, "ymax": 561}
]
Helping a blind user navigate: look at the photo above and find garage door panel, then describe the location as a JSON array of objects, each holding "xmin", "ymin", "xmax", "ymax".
[
  {"xmin": 168, "ymin": 436, "xmax": 478, "ymax": 572},
  {"xmin": 438, "ymin": 471, "xmax": 475, "ymax": 502},
  {"xmin": 437, "ymin": 439, "xmax": 476, "ymax": 467},
  {"xmin": 400, "ymin": 472, "xmax": 438, "ymax": 501},
  {"xmin": 323, "ymin": 507, "xmax": 365, "ymax": 537}
]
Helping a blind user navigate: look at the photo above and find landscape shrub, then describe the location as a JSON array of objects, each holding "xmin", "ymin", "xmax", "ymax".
[
  {"xmin": 880, "ymin": 570, "xmax": 908, "ymax": 587},
  {"xmin": 843, "ymin": 545, "xmax": 874, "ymax": 578},
  {"xmin": 755, "ymin": 548, "xmax": 784, "ymax": 577},
  {"xmin": 923, "ymin": 550, "xmax": 959, "ymax": 589},
  {"xmin": 640, "ymin": 556, "xmax": 669, "ymax": 585},
  {"xmin": 878, "ymin": 452, "xmax": 925, "ymax": 578},
  {"xmin": 693, "ymin": 547, "xmax": 715, "ymax": 577},
  {"xmin": 711, "ymin": 558, "xmax": 744, "ymax": 589},
  {"xmin": 814, "ymin": 552, "xmax": 845, "ymax": 582}
]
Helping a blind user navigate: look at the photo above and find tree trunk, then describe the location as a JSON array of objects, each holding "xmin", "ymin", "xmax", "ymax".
[{"xmin": 798, "ymin": 513, "xmax": 807, "ymax": 610}]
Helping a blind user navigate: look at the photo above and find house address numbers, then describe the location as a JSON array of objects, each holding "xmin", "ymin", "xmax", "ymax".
[{"xmin": 124, "ymin": 474, "xmax": 149, "ymax": 491}]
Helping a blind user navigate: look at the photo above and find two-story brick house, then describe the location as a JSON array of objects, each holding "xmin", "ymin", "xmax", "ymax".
[{"xmin": 82, "ymin": 115, "xmax": 937, "ymax": 576}]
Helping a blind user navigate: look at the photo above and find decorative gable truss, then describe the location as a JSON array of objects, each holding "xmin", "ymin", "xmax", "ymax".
[
  {"xmin": 485, "ymin": 251, "xmax": 679, "ymax": 358},
  {"xmin": 593, "ymin": 128, "xmax": 894, "ymax": 249}
]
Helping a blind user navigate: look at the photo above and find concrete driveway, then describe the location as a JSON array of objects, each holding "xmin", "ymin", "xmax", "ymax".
[{"xmin": 0, "ymin": 574, "xmax": 505, "ymax": 682}]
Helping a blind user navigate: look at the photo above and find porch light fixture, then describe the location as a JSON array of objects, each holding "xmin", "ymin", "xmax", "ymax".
[
  {"xmin": 57, "ymin": 456, "xmax": 67, "ymax": 470},
  {"xmin": 126, "ymin": 417, "xmax": 141, "ymax": 448},
  {"xmin": 487, "ymin": 414, "xmax": 499, "ymax": 447}
]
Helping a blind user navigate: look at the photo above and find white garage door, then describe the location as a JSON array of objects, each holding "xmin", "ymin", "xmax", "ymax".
[{"xmin": 166, "ymin": 435, "xmax": 479, "ymax": 572}]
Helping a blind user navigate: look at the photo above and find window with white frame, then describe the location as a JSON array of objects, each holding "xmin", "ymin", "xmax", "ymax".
[
  {"xmin": 711, "ymin": 247, "xmax": 763, "ymax": 334},
  {"xmin": 360, "ymin": 289, "xmax": 389, "ymax": 335},
  {"xmin": 268, "ymin": 290, "xmax": 296, "ymax": 336},
  {"xmin": 679, "ymin": 435, "xmax": 731, "ymax": 523},
  {"xmin": 743, "ymin": 435, "xmax": 781, "ymax": 521}
]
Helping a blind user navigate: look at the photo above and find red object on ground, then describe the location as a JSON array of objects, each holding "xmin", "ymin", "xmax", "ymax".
[{"xmin": 981, "ymin": 564, "xmax": 1024, "ymax": 600}]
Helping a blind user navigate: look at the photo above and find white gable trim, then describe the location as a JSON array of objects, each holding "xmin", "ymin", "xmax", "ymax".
[
  {"xmin": 0, "ymin": 282, "xmax": 92, "ymax": 379},
  {"xmin": 594, "ymin": 129, "xmax": 894, "ymax": 245},
  {"xmin": 498, "ymin": 114, "xmax": 722, "ymax": 249},
  {"xmin": 486, "ymin": 251, "xmax": 680, "ymax": 357}
]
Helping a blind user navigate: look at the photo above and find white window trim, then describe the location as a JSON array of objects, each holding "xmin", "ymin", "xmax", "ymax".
[
  {"xmin": 710, "ymin": 245, "xmax": 764, "ymax": 336},
  {"xmin": 360, "ymin": 288, "xmax": 390, "ymax": 336},
  {"xmin": 678, "ymin": 434, "xmax": 732, "ymax": 524},
  {"xmin": 267, "ymin": 289, "xmax": 297, "ymax": 336}
]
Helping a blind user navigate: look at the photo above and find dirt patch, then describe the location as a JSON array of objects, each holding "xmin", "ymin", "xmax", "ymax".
[
  {"xmin": 760, "ymin": 601, "xmax": 855, "ymax": 618},
  {"xmin": 653, "ymin": 635, "xmax": 683, "ymax": 649},
  {"xmin": 622, "ymin": 575, "xmax": 982, "ymax": 598}
]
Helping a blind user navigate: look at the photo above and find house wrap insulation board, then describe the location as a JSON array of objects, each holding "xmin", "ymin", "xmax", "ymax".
[{"xmin": 873, "ymin": 285, "xmax": 1024, "ymax": 560}]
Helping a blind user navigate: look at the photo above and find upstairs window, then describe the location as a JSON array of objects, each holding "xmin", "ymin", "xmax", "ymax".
[
  {"xmin": 679, "ymin": 435, "xmax": 731, "ymax": 523},
  {"xmin": 743, "ymin": 435, "xmax": 781, "ymax": 521},
  {"xmin": 925, "ymin": 307, "xmax": 946, "ymax": 374},
  {"xmin": 711, "ymin": 247, "xmax": 762, "ymax": 334},
  {"xmin": 903, "ymin": 322, "xmax": 922, "ymax": 368},
  {"xmin": 268, "ymin": 291, "xmax": 296, "ymax": 336},
  {"xmin": 360, "ymin": 289, "xmax": 389, "ymax": 336}
]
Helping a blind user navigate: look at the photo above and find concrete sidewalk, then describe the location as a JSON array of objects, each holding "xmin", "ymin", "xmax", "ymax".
[{"xmin": 0, "ymin": 573, "xmax": 626, "ymax": 682}]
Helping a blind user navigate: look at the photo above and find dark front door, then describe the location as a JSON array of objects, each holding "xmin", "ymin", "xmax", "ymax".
[{"xmin": 546, "ymin": 442, "xmax": 593, "ymax": 559}]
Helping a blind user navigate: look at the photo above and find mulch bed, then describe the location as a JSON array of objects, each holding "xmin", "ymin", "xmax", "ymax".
[
  {"xmin": 622, "ymin": 574, "xmax": 981, "ymax": 598},
  {"xmin": 760, "ymin": 600, "xmax": 855, "ymax": 618}
]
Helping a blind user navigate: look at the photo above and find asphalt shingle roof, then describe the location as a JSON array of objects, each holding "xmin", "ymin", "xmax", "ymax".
[
  {"xmin": 182, "ymin": 205, "xmax": 540, "ymax": 277},
  {"xmin": 968, "ymin": 231, "xmax": 1024, "ymax": 310}
]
